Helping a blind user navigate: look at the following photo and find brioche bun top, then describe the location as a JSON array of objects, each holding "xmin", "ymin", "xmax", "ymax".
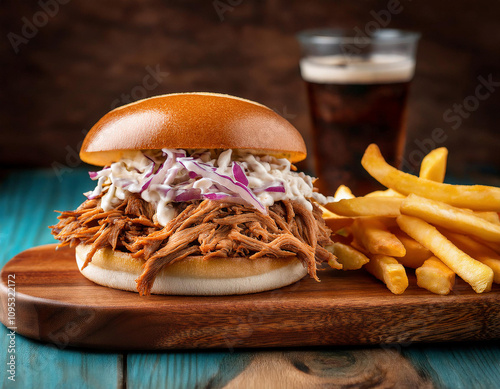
[{"xmin": 80, "ymin": 93, "xmax": 307, "ymax": 166}]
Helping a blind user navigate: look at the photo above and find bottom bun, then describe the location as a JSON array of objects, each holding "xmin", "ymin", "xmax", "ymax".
[{"xmin": 75, "ymin": 244, "xmax": 308, "ymax": 295}]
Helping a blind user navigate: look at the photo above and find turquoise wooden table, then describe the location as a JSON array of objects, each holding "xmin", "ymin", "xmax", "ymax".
[{"xmin": 1, "ymin": 169, "xmax": 500, "ymax": 389}]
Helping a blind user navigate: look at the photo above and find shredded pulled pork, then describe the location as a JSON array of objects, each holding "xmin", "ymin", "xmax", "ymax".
[{"xmin": 50, "ymin": 194, "xmax": 340, "ymax": 295}]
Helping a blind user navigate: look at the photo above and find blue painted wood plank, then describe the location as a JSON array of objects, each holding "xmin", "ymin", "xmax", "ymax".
[
  {"xmin": 0, "ymin": 333, "xmax": 123, "ymax": 389},
  {"xmin": 0, "ymin": 169, "xmax": 122, "ymax": 389},
  {"xmin": 126, "ymin": 352, "xmax": 253, "ymax": 389},
  {"xmin": 0, "ymin": 169, "xmax": 94, "ymax": 264},
  {"xmin": 404, "ymin": 344, "xmax": 500, "ymax": 389}
]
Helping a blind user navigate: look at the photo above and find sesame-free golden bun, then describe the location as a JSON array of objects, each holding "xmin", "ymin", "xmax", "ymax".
[
  {"xmin": 76, "ymin": 244, "xmax": 308, "ymax": 295},
  {"xmin": 80, "ymin": 92, "xmax": 307, "ymax": 166}
]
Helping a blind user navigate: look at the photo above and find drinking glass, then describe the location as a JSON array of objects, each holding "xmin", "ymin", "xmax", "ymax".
[{"xmin": 297, "ymin": 28, "xmax": 420, "ymax": 195}]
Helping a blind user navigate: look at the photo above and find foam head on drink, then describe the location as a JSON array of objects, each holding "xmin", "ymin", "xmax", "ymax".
[{"xmin": 300, "ymin": 54, "xmax": 415, "ymax": 84}]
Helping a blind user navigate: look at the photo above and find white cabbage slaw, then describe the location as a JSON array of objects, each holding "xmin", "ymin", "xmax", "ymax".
[{"xmin": 85, "ymin": 149, "xmax": 333, "ymax": 226}]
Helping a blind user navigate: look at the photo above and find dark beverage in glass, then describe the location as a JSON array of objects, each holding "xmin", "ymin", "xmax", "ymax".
[{"xmin": 298, "ymin": 30, "xmax": 419, "ymax": 196}]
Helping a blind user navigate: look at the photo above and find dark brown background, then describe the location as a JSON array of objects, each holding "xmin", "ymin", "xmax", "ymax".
[{"xmin": 1, "ymin": 0, "xmax": 499, "ymax": 184}]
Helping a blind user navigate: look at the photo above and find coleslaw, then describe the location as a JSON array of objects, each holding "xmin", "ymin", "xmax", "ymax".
[{"xmin": 85, "ymin": 149, "xmax": 333, "ymax": 226}]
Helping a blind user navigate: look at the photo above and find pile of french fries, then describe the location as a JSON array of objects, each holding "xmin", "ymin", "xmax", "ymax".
[{"xmin": 322, "ymin": 144, "xmax": 500, "ymax": 295}]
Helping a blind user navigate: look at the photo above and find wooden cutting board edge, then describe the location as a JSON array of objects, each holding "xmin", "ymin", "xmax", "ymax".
[{"xmin": 1, "ymin": 244, "xmax": 500, "ymax": 350}]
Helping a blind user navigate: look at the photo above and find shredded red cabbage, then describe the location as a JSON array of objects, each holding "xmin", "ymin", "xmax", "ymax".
[
  {"xmin": 174, "ymin": 188, "xmax": 202, "ymax": 202},
  {"xmin": 85, "ymin": 150, "xmax": 298, "ymax": 215},
  {"xmin": 140, "ymin": 177, "xmax": 153, "ymax": 192},
  {"xmin": 232, "ymin": 162, "xmax": 248, "ymax": 186},
  {"xmin": 253, "ymin": 184, "xmax": 286, "ymax": 193},
  {"xmin": 203, "ymin": 192, "xmax": 231, "ymax": 200},
  {"xmin": 178, "ymin": 158, "xmax": 267, "ymax": 214},
  {"xmin": 155, "ymin": 185, "xmax": 171, "ymax": 197}
]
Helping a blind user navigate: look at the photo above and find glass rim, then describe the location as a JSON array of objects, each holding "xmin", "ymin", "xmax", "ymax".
[{"xmin": 297, "ymin": 28, "xmax": 421, "ymax": 46}]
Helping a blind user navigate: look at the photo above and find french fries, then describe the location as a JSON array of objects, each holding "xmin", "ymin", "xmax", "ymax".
[
  {"xmin": 323, "ymin": 216, "xmax": 355, "ymax": 233},
  {"xmin": 364, "ymin": 254, "xmax": 408, "ymax": 294},
  {"xmin": 361, "ymin": 144, "xmax": 500, "ymax": 211},
  {"xmin": 478, "ymin": 239, "xmax": 500, "ymax": 255},
  {"xmin": 397, "ymin": 215, "xmax": 493, "ymax": 293},
  {"xmin": 416, "ymin": 256, "xmax": 455, "ymax": 295},
  {"xmin": 334, "ymin": 185, "xmax": 355, "ymax": 200},
  {"xmin": 473, "ymin": 211, "xmax": 500, "ymax": 225},
  {"xmin": 350, "ymin": 238, "xmax": 367, "ymax": 254},
  {"xmin": 401, "ymin": 194, "xmax": 500, "ymax": 242},
  {"xmin": 319, "ymin": 204, "xmax": 355, "ymax": 232},
  {"xmin": 392, "ymin": 230, "xmax": 432, "ymax": 269},
  {"xmin": 365, "ymin": 188, "xmax": 405, "ymax": 198},
  {"xmin": 324, "ymin": 146, "xmax": 500, "ymax": 295},
  {"xmin": 351, "ymin": 217, "xmax": 406, "ymax": 257},
  {"xmin": 324, "ymin": 197, "xmax": 402, "ymax": 217},
  {"xmin": 441, "ymin": 231, "xmax": 500, "ymax": 284},
  {"xmin": 328, "ymin": 242, "xmax": 370, "ymax": 270},
  {"xmin": 419, "ymin": 147, "xmax": 448, "ymax": 182}
]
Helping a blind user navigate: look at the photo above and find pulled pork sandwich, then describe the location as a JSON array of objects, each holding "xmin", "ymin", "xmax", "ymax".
[{"xmin": 51, "ymin": 93, "xmax": 340, "ymax": 295}]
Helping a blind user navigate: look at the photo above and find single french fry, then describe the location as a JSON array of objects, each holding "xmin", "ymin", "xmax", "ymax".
[
  {"xmin": 361, "ymin": 144, "xmax": 500, "ymax": 211},
  {"xmin": 419, "ymin": 147, "xmax": 448, "ymax": 183},
  {"xmin": 401, "ymin": 194, "xmax": 500, "ymax": 242},
  {"xmin": 392, "ymin": 230, "xmax": 433, "ymax": 269},
  {"xmin": 442, "ymin": 231, "xmax": 500, "ymax": 284},
  {"xmin": 416, "ymin": 256, "xmax": 455, "ymax": 295},
  {"xmin": 328, "ymin": 242, "xmax": 370, "ymax": 270},
  {"xmin": 365, "ymin": 188, "xmax": 405, "ymax": 198},
  {"xmin": 397, "ymin": 215, "xmax": 493, "ymax": 293},
  {"xmin": 351, "ymin": 217, "xmax": 406, "ymax": 257},
  {"xmin": 449, "ymin": 208, "xmax": 500, "ymax": 225},
  {"xmin": 334, "ymin": 185, "xmax": 355, "ymax": 200},
  {"xmin": 364, "ymin": 254, "xmax": 408, "ymax": 294},
  {"xmin": 325, "ymin": 197, "xmax": 402, "ymax": 217}
]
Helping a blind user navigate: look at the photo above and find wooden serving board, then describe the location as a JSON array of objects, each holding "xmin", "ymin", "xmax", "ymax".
[{"xmin": 1, "ymin": 244, "xmax": 500, "ymax": 350}]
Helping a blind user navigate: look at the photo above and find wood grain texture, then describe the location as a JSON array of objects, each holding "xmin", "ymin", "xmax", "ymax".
[
  {"xmin": 223, "ymin": 350, "xmax": 433, "ymax": 389},
  {"xmin": 2, "ymin": 244, "xmax": 500, "ymax": 351},
  {"xmin": 127, "ymin": 350, "xmax": 433, "ymax": 389}
]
